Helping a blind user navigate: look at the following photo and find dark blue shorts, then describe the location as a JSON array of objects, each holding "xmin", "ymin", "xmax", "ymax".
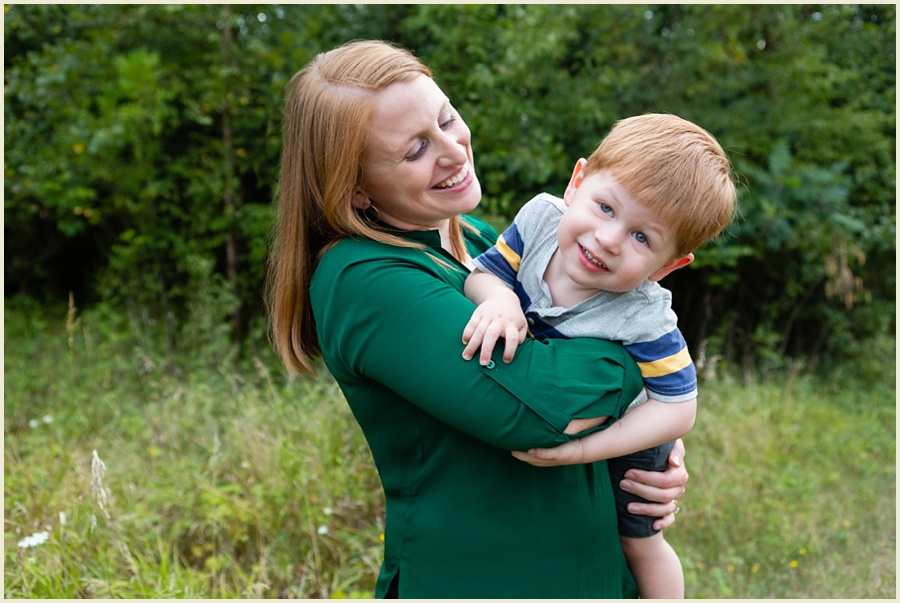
[{"xmin": 607, "ymin": 440, "xmax": 676, "ymax": 538}]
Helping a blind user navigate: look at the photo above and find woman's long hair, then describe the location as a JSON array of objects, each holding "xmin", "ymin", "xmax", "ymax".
[{"xmin": 266, "ymin": 40, "xmax": 468, "ymax": 374}]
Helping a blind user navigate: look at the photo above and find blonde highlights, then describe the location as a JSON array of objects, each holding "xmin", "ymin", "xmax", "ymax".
[{"xmin": 584, "ymin": 113, "xmax": 736, "ymax": 257}]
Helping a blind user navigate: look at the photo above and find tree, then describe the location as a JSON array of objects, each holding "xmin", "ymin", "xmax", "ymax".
[{"xmin": 4, "ymin": 4, "xmax": 894, "ymax": 369}]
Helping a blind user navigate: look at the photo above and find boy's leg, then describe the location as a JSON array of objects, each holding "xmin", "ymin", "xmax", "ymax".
[
  {"xmin": 608, "ymin": 441, "xmax": 685, "ymax": 598},
  {"xmin": 620, "ymin": 533, "xmax": 684, "ymax": 599}
]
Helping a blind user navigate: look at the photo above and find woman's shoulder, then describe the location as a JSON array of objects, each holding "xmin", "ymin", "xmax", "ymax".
[{"xmin": 318, "ymin": 236, "xmax": 415, "ymax": 270}]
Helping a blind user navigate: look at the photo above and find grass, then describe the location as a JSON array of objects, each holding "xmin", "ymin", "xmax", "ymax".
[{"xmin": 4, "ymin": 297, "xmax": 896, "ymax": 598}]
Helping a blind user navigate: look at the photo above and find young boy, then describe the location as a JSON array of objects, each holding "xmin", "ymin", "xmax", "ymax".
[{"xmin": 461, "ymin": 113, "xmax": 736, "ymax": 598}]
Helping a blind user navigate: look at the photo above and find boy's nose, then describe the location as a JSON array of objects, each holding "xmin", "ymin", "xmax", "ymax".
[{"xmin": 595, "ymin": 227, "xmax": 622, "ymax": 254}]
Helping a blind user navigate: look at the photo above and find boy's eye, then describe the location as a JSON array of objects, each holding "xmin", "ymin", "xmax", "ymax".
[
  {"xmin": 633, "ymin": 232, "xmax": 649, "ymax": 245},
  {"xmin": 599, "ymin": 202, "xmax": 613, "ymax": 215}
]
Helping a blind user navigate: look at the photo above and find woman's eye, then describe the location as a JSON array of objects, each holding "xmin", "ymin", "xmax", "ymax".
[
  {"xmin": 633, "ymin": 232, "xmax": 649, "ymax": 245},
  {"xmin": 405, "ymin": 141, "xmax": 427, "ymax": 162},
  {"xmin": 440, "ymin": 115, "xmax": 456, "ymax": 129}
]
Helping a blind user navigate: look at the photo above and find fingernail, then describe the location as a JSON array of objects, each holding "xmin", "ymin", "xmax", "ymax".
[
  {"xmin": 672, "ymin": 454, "xmax": 682, "ymax": 467},
  {"xmin": 620, "ymin": 480, "xmax": 633, "ymax": 492}
]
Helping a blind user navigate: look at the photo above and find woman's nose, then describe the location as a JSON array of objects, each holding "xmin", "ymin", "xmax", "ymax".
[{"xmin": 436, "ymin": 130, "xmax": 469, "ymax": 167}]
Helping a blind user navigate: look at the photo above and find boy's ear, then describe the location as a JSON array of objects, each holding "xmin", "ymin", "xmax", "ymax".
[
  {"xmin": 352, "ymin": 192, "xmax": 371, "ymax": 210},
  {"xmin": 563, "ymin": 158, "xmax": 588, "ymax": 206},
  {"xmin": 648, "ymin": 253, "xmax": 694, "ymax": 282}
]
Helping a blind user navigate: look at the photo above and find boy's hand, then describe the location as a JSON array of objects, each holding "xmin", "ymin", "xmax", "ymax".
[
  {"xmin": 511, "ymin": 438, "xmax": 587, "ymax": 466},
  {"xmin": 461, "ymin": 298, "xmax": 527, "ymax": 365}
]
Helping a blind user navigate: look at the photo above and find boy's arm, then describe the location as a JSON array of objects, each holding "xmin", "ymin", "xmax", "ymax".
[
  {"xmin": 511, "ymin": 396, "xmax": 696, "ymax": 465},
  {"xmin": 462, "ymin": 269, "xmax": 528, "ymax": 365}
]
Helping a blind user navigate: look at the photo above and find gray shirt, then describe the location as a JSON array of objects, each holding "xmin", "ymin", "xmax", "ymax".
[{"xmin": 472, "ymin": 193, "xmax": 697, "ymax": 404}]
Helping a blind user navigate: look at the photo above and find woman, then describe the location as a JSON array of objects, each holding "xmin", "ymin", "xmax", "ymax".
[{"xmin": 267, "ymin": 40, "xmax": 688, "ymax": 598}]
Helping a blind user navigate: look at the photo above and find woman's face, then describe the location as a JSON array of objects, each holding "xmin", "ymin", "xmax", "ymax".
[{"xmin": 356, "ymin": 74, "xmax": 482, "ymax": 231}]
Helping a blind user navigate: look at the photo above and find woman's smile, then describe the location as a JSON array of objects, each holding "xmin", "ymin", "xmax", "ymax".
[{"xmin": 434, "ymin": 163, "xmax": 471, "ymax": 190}]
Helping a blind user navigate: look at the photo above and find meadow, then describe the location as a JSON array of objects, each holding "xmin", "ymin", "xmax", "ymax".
[{"xmin": 4, "ymin": 297, "xmax": 896, "ymax": 598}]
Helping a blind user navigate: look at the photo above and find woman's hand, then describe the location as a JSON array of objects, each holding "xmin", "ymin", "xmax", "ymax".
[
  {"xmin": 513, "ymin": 438, "xmax": 688, "ymax": 531},
  {"xmin": 619, "ymin": 439, "xmax": 688, "ymax": 531}
]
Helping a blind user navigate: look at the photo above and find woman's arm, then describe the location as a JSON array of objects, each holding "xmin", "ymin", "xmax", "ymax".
[{"xmin": 312, "ymin": 244, "xmax": 644, "ymax": 452}]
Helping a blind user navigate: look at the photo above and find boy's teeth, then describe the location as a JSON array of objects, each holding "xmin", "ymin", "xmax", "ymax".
[
  {"xmin": 436, "ymin": 164, "xmax": 468, "ymax": 188},
  {"xmin": 583, "ymin": 247, "xmax": 606, "ymax": 268}
]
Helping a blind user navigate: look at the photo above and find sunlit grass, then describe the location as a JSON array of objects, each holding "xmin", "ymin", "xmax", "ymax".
[
  {"xmin": 4, "ymin": 298, "xmax": 895, "ymax": 598},
  {"xmin": 670, "ymin": 373, "xmax": 895, "ymax": 597}
]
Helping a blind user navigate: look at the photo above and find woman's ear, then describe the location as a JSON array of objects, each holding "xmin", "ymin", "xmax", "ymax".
[
  {"xmin": 563, "ymin": 158, "xmax": 588, "ymax": 206},
  {"xmin": 649, "ymin": 253, "xmax": 694, "ymax": 282},
  {"xmin": 352, "ymin": 192, "xmax": 371, "ymax": 210}
]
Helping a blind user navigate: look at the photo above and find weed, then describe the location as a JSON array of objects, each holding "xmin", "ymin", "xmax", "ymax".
[{"xmin": 3, "ymin": 298, "xmax": 895, "ymax": 598}]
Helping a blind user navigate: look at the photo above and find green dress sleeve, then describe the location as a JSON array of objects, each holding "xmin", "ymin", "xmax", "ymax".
[{"xmin": 313, "ymin": 237, "xmax": 644, "ymax": 452}]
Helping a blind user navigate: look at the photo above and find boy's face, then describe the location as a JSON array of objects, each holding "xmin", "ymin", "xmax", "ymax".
[{"xmin": 557, "ymin": 160, "xmax": 692, "ymax": 294}]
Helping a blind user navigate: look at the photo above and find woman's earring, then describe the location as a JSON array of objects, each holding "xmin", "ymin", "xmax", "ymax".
[{"xmin": 362, "ymin": 204, "xmax": 381, "ymax": 223}]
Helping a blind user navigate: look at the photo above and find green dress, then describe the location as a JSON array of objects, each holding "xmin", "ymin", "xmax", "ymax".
[{"xmin": 310, "ymin": 215, "xmax": 643, "ymax": 598}]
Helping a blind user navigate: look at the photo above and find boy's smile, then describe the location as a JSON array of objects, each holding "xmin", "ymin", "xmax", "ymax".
[{"xmin": 549, "ymin": 162, "xmax": 692, "ymax": 303}]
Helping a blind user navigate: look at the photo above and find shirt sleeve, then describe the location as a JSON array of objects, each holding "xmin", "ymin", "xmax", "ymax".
[
  {"xmin": 313, "ymin": 247, "xmax": 644, "ymax": 452},
  {"xmin": 612, "ymin": 287, "xmax": 697, "ymax": 403},
  {"xmin": 471, "ymin": 222, "xmax": 525, "ymax": 288},
  {"xmin": 624, "ymin": 328, "xmax": 697, "ymax": 403}
]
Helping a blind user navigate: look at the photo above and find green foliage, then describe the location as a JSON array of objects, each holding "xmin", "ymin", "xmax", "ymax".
[
  {"xmin": 4, "ymin": 303, "xmax": 895, "ymax": 598},
  {"xmin": 4, "ymin": 4, "xmax": 895, "ymax": 368}
]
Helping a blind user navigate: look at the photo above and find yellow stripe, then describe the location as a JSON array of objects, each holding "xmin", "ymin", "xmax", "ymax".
[
  {"xmin": 636, "ymin": 347, "xmax": 692, "ymax": 378},
  {"xmin": 495, "ymin": 235, "xmax": 521, "ymax": 272}
]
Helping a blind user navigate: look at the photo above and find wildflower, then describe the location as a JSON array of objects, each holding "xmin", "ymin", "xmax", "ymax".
[
  {"xmin": 317, "ymin": 525, "xmax": 328, "ymax": 535},
  {"xmin": 323, "ymin": 507, "xmax": 333, "ymax": 516},
  {"xmin": 379, "ymin": 533, "xmax": 385, "ymax": 542},
  {"xmin": 29, "ymin": 419, "xmax": 39, "ymax": 429},
  {"xmin": 18, "ymin": 531, "xmax": 49, "ymax": 548},
  {"xmin": 790, "ymin": 560, "xmax": 798, "ymax": 568},
  {"xmin": 73, "ymin": 143, "xmax": 85, "ymax": 154},
  {"xmin": 91, "ymin": 450, "xmax": 110, "ymax": 521},
  {"xmin": 751, "ymin": 563, "xmax": 760, "ymax": 574},
  {"xmin": 727, "ymin": 564, "xmax": 734, "ymax": 573},
  {"xmin": 59, "ymin": 512, "xmax": 66, "ymax": 526},
  {"xmin": 42, "ymin": 415, "xmax": 53, "ymax": 424},
  {"xmin": 800, "ymin": 547, "xmax": 807, "ymax": 556},
  {"xmin": 236, "ymin": 148, "xmax": 247, "ymax": 158}
]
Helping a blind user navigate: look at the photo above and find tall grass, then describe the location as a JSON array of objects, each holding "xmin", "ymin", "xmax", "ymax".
[{"xmin": 4, "ymin": 297, "xmax": 896, "ymax": 598}]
